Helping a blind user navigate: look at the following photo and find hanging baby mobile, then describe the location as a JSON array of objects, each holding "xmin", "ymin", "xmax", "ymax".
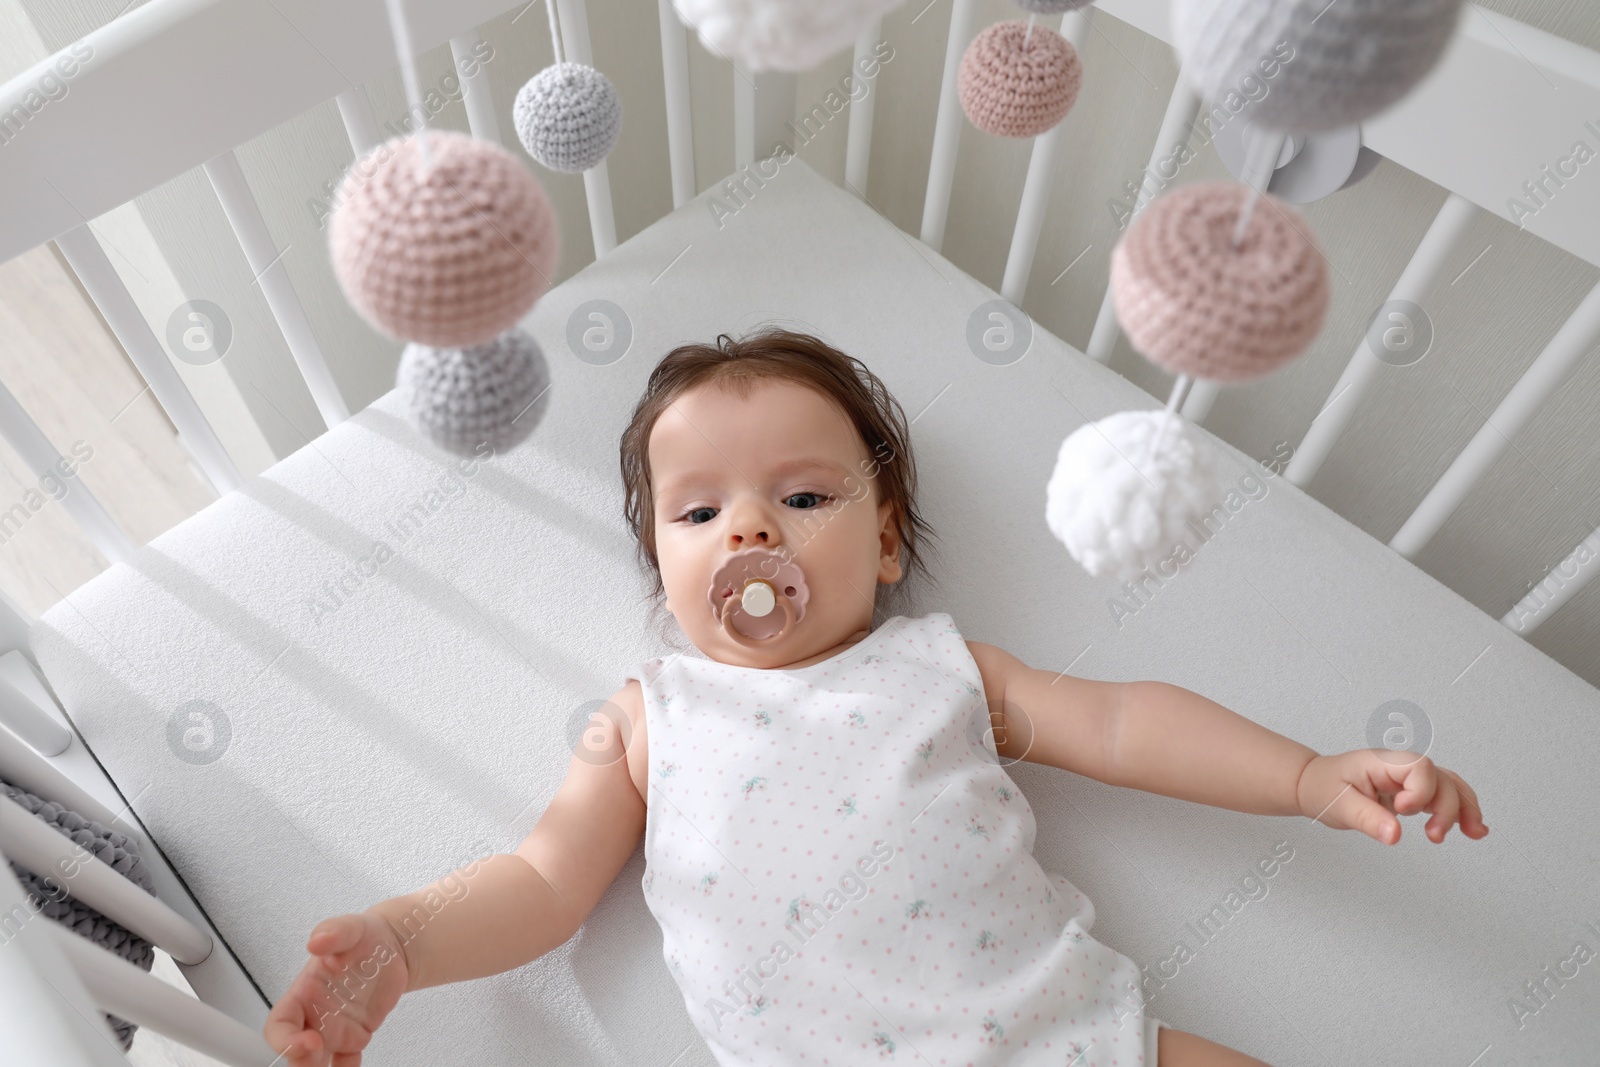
[
  {"xmin": 959, "ymin": 0, "xmax": 1094, "ymax": 138},
  {"xmin": 1045, "ymin": 0, "xmax": 1466, "ymax": 581},
  {"xmin": 329, "ymin": 0, "xmax": 568, "ymax": 457},
  {"xmin": 672, "ymin": 0, "xmax": 910, "ymax": 71},
  {"xmin": 512, "ymin": 0, "xmax": 624, "ymax": 174}
]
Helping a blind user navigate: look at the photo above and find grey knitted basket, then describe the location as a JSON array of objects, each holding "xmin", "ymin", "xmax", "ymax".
[{"xmin": 2, "ymin": 774, "xmax": 157, "ymax": 1051}]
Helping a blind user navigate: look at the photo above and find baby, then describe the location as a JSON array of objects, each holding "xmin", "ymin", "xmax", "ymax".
[{"xmin": 265, "ymin": 327, "xmax": 1488, "ymax": 1067}]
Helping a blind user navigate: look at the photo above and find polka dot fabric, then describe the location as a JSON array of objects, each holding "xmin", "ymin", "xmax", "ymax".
[{"xmin": 630, "ymin": 612, "xmax": 1165, "ymax": 1065}]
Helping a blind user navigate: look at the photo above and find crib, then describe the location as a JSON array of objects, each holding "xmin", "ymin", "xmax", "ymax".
[{"xmin": 1, "ymin": 0, "xmax": 1598, "ymax": 1063}]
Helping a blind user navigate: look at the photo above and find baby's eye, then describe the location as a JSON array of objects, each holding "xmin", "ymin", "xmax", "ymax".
[
  {"xmin": 785, "ymin": 492, "xmax": 831, "ymax": 510},
  {"xmin": 681, "ymin": 506, "xmax": 718, "ymax": 524}
]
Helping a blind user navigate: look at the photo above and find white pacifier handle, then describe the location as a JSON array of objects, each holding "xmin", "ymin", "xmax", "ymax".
[
  {"xmin": 719, "ymin": 579, "xmax": 796, "ymax": 647},
  {"xmin": 741, "ymin": 579, "xmax": 776, "ymax": 617}
]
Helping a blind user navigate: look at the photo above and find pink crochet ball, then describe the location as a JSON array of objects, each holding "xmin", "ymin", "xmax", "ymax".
[
  {"xmin": 329, "ymin": 130, "xmax": 560, "ymax": 348},
  {"xmin": 959, "ymin": 20, "xmax": 1082, "ymax": 138},
  {"xmin": 1111, "ymin": 180, "xmax": 1330, "ymax": 383}
]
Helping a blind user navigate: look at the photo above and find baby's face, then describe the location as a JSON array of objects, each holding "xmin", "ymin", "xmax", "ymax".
[{"xmin": 649, "ymin": 378, "xmax": 903, "ymax": 668}]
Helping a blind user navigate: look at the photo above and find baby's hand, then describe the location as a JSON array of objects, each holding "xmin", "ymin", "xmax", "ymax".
[
  {"xmin": 1295, "ymin": 750, "xmax": 1488, "ymax": 845},
  {"xmin": 263, "ymin": 912, "xmax": 411, "ymax": 1066}
]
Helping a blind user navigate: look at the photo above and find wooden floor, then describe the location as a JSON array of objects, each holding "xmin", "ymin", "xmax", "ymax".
[{"xmin": 0, "ymin": 242, "xmax": 216, "ymax": 617}]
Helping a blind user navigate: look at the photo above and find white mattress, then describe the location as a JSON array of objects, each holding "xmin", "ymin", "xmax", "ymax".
[{"xmin": 30, "ymin": 157, "xmax": 1600, "ymax": 1064}]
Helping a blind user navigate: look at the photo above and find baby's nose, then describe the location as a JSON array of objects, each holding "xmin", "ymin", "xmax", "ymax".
[
  {"xmin": 725, "ymin": 503, "xmax": 776, "ymax": 549},
  {"xmin": 727, "ymin": 526, "xmax": 770, "ymax": 548}
]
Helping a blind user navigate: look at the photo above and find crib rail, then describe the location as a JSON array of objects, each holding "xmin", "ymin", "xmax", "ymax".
[
  {"xmin": 0, "ymin": 645, "xmax": 267, "ymax": 1059},
  {"xmin": 0, "ymin": 853, "xmax": 274, "ymax": 1067},
  {"xmin": 0, "ymin": 856, "xmax": 128, "ymax": 1067},
  {"xmin": 0, "ymin": 792, "xmax": 212, "ymax": 963},
  {"xmin": 0, "ymin": 0, "xmax": 525, "ymax": 265},
  {"xmin": 2, "ymin": 0, "xmax": 1600, "ymax": 1061}
]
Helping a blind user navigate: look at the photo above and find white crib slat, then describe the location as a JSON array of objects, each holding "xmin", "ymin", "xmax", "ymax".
[
  {"xmin": 1501, "ymin": 524, "xmax": 1600, "ymax": 634},
  {"xmin": 0, "ymin": 792, "xmax": 213, "ymax": 965},
  {"xmin": 734, "ymin": 58, "xmax": 754, "ymax": 170},
  {"xmin": 0, "ymin": 862, "xmax": 126, "ymax": 1067},
  {"xmin": 203, "ymin": 150, "xmax": 350, "ymax": 431},
  {"xmin": 580, "ymin": 161, "xmax": 619, "ymax": 257},
  {"xmin": 658, "ymin": 0, "xmax": 697, "ymax": 207},
  {"xmin": 450, "ymin": 31, "xmax": 502, "ymax": 145},
  {"xmin": 1180, "ymin": 127, "xmax": 1286, "ymax": 425},
  {"xmin": 921, "ymin": 0, "xmax": 979, "ymax": 252},
  {"xmin": 0, "ymin": 716, "xmax": 271, "ymax": 1029},
  {"xmin": 582, "ymin": 163, "xmax": 617, "ymax": 260},
  {"xmin": 1085, "ymin": 75, "xmax": 1201, "ymax": 363},
  {"xmin": 49, "ymin": 924, "xmax": 278, "ymax": 1067},
  {"xmin": 0, "ymin": 587, "xmax": 30, "ymax": 660},
  {"xmin": 0, "ymin": 672, "xmax": 71, "ymax": 758},
  {"xmin": 1287, "ymin": 193, "xmax": 1479, "ymax": 488},
  {"xmin": 844, "ymin": 23, "xmax": 883, "ymax": 197},
  {"xmin": 1179, "ymin": 377, "xmax": 1221, "ymax": 422},
  {"xmin": 0, "ymin": 378, "xmax": 135, "ymax": 566},
  {"xmin": 334, "ymin": 86, "xmax": 382, "ymax": 157},
  {"xmin": 0, "ymin": 723, "xmax": 123, "ymax": 830},
  {"xmin": 555, "ymin": 0, "xmax": 618, "ymax": 256},
  {"xmin": 1391, "ymin": 279, "xmax": 1600, "ymax": 559},
  {"xmin": 0, "ymin": 647, "xmax": 69, "ymax": 757},
  {"xmin": 1000, "ymin": 9, "xmax": 1090, "ymax": 304},
  {"xmin": 53, "ymin": 225, "xmax": 244, "ymax": 499}
]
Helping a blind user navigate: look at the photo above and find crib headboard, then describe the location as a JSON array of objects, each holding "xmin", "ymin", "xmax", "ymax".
[{"xmin": 2, "ymin": 1, "xmax": 1600, "ymax": 1064}]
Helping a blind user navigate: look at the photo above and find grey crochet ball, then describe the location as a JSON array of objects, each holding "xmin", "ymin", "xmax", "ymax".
[
  {"xmin": 397, "ymin": 328, "xmax": 551, "ymax": 456},
  {"xmin": 1012, "ymin": 0, "xmax": 1095, "ymax": 12},
  {"xmin": 1175, "ymin": 0, "xmax": 1465, "ymax": 132},
  {"xmin": 2, "ymin": 775, "xmax": 156, "ymax": 1051},
  {"xmin": 513, "ymin": 62, "xmax": 623, "ymax": 173}
]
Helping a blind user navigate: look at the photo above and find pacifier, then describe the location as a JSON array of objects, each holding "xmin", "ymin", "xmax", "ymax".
[{"xmin": 707, "ymin": 547, "xmax": 810, "ymax": 647}]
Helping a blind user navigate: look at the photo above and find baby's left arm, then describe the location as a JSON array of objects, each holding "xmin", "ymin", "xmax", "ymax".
[{"xmin": 967, "ymin": 641, "xmax": 1488, "ymax": 847}]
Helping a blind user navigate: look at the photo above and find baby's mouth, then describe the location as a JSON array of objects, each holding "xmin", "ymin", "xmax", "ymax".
[{"xmin": 708, "ymin": 547, "xmax": 810, "ymax": 645}]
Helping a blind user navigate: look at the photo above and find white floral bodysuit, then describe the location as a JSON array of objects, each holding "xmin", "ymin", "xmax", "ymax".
[{"xmin": 629, "ymin": 611, "xmax": 1164, "ymax": 1066}]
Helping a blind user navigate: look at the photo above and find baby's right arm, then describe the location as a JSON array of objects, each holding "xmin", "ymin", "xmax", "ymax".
[{"xmin": 264, "ymin": 681, "xmax": 647, "ymax": 1066}]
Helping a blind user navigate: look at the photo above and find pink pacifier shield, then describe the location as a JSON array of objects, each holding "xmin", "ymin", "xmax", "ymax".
[{"xmin": 707, "ymin": 547, "xmax": 810, "ymax": 640}]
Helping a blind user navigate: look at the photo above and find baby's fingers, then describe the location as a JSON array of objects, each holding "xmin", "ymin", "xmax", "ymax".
[
  {"xmin": 306, "ymin": 914, "xmax": 366, "ymax": 956},
  {"xmin": 1328, "ymin": 783, "xmax": 1401, "ymax": 845},
  {"xmin": 264, "ymin": 998, "xmax": 326, "ymax": 1066},
  {"xmin": 1422, "ymin": 780, "xmax": 1460, "ymax": 843},
  {"xmin": 1446, "ymin": 769, "xmax": 1489, "ymax": 837},
  {"xmin": 1383, "ymin": 753, "xmax": 1438, "ymax": 815},
  {"xmin": 1433, "ymin": 769, "xmax": 1490, "ymax": 841}
]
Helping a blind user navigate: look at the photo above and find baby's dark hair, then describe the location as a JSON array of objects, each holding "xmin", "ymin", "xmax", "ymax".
[{"xmin": 619, "ymin": 326, "xmax": 939, "ymax": 633}]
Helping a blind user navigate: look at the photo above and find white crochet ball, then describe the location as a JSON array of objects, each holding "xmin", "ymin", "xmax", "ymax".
[
  {"xmin": 513, "ymin": 62, "xmax": 623, "ymax": 173},
  {"xmin": 397, "ymin": 328, "xmax": 551, "ymax": 457},
  {"xmin": 1174, "ymin": 0, "xmax": 1465, "ymax": 131},
  {"xmin": 673, "ymin": 0, "xmax": 908, "ymax": 72},
  {"xmin": 1045, "ymin": 410, "xmax": 1220, "ymax": 581}
]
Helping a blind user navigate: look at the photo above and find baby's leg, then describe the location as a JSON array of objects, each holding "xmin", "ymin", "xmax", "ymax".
[{"xmin": 1158, "ymin": 1027, "xmax": 1274, "ymax": 1066}]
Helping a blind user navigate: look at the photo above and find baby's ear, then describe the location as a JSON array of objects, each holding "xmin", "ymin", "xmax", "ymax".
[{"xmin": 876, "ymin": 504, "xmax": 904, "ymax": 579}]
